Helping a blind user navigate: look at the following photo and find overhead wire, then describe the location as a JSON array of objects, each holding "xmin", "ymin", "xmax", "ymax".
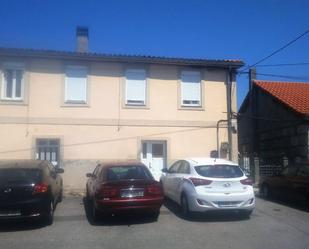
[
  {"xmin": 239, "ymin": 29, "xmax": 309, "ymax": 73},
  {"xmin": 238, "ymin": 71, "xmax": 309, "ymax": 81},
  {"xmin": 255, "ymin": 62, "xmax": 309, "ymax": 67}
]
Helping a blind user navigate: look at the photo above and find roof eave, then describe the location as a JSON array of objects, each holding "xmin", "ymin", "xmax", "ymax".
[{"xmin": 0, "ymin": 47, "xmax": 244, "ymax": 69}]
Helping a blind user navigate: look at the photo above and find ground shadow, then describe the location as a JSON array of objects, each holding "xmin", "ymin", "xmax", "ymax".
[
  {"xmin": 0, "ymin": 201, "xmax": 63, "ymax": 232},
  {"xmin": 163, "ymin": 197, "xmax": 251, "ymax": 222},
  {"xmin": 0, "ymin": 218, "xmax": 47, "ymax": 232},
  {"xmin": 256, "ymin": 194, "xmax": 309, "ymax": 213},
  {"xmin": 82, "ymin": 197, "xmax": 159, "ymax": 226}
]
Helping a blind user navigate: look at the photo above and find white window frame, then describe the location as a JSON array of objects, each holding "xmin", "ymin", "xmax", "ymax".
[
  {"xmin": 64, "ymin": 65, "xmax": 88, "ymax": 104},
  {"xmin": 1, "ymin": 62, "xmax": 25, "ymax": 101},
  {"xmin": 125, "ymin": 69, "xmax": 147, "ymax": 106},
  {"xmin": 180, "ymin": 70, "xmax": 202, "ymax": 107}
]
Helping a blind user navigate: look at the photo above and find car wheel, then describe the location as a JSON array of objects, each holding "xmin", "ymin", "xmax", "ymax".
[
  {"xmin": 261, "ymin": 184, "xmax": 271, "ymax": 199},
  {"xmin": 92, "ymin": 200, "xmax": 101, "ymax": 221},
  {"xmin": 43, "ymin": 200, "xmax": 54, "ymax": 225},
  {"xmin": 58, "ymin": 188, "xmax": 63, "ymax": 203},
  {"xmin": 85, "ymin": 187, "xmax": 91, "ymax": 202},
  {"xmin": 150, "ymin": 211, "xmax": 160, "ymax": 221},
  {"xmin": 180, "ymin": 194, "xmax": 191, "ymax": 217}
]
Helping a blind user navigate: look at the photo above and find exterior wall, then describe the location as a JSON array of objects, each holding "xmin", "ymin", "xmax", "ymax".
[
  {"xmin": 238, "ymin": 86, "xmax": 309, "ymax": 177},
  {"xmin": 0, "ymin": 57, "xmax": 237, "ymax": 189}
]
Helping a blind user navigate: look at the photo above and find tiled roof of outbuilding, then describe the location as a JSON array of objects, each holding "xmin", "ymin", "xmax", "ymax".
[{"xmin": 254, "ymin": 80, "xmax": 309, "ymax": 115}]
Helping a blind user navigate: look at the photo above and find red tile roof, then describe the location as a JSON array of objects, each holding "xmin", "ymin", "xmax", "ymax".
[{"xmin": 254, "ymin": 80, "xmax": 309, "ymax": 115}]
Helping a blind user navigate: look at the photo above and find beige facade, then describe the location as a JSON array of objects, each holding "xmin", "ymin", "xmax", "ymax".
[{"xmin": 0, "ymin": 52, "xmax": 241, "ymax": 190}]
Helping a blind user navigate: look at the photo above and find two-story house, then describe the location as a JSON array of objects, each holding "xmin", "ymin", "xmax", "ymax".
[{"xmin": 0, "ymin": 28, "xmax": 243, "ymax": 189}]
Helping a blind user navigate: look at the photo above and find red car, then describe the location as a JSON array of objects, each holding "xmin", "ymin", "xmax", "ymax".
[{"xmin": 86, "ymin": 161, "xmax": 164, "ymax": 221}]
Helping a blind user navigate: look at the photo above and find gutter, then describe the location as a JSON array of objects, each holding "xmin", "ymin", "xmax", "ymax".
[{"xmin": 0, "ymin": 47, "xmax": 244, "ymax": 69}]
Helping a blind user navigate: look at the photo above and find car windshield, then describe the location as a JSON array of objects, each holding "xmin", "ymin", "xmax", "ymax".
[
  {"xmin": 0, "ymin": 168, "xmax": 42, "ymax": 184},
  {"xmin": 106, "ymin": 166, "xmax": 153, "ymax": 181},
  {"xmin": 195, "ymin": 164, "xmax": 244, "ymax": 178}
]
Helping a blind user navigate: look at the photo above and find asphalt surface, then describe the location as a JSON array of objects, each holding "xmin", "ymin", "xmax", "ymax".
[{"xmin": 0, "ymin": 196, "xmax": 309, "ymax": 249}]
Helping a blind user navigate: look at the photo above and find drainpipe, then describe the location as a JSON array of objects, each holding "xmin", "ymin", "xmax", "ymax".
[
  {"xmin": 217, "ymin": 119, "xmax": 228, "ymax": 158},
  {"xmin": 226, "ymin": 67, "xmax": 233, "ymax": 161}
]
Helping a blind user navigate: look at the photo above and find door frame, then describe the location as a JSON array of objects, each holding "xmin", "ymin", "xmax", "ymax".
[
  {"xmin": 33, "ymin": 136, "xmax": 63, "ymax": 168},
  {"xmin": 140, "ymin": 140, "xmax": 168, "ymax": 170}
]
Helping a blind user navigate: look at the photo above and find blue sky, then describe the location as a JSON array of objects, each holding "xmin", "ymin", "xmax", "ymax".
[{"xmin": 1, "ymin": 0, "xmax": 309, "ymax": 108}]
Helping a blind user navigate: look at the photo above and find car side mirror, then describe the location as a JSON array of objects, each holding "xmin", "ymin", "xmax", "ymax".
[
  {"xmin": 86, "ymin": 173, "xmax": 94, "ymax": 178},
  {"xmin": 161, "ymin": 168, "xmax": 169, "ymax": 173},
  {"xmin": 55, "ymin": 168, "xmax": 64, "ymax": 174}
]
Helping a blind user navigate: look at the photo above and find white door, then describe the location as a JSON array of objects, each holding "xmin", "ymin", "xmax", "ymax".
[{"xmin": 141, "ymin": 141, "xmax": 166, "ymax": 181}]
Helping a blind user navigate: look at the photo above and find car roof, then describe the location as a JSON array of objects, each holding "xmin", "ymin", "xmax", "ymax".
[
  {"xmin": 185, "ymin": 157, "xmax": 238, "ymax": 166},
  {"xmin": 0, "ymin": 160, "xmax": 47, "ymax": 169},
  {"xmin": 99, "ymin": 160, "xmax": 146, "ymax": 168}
]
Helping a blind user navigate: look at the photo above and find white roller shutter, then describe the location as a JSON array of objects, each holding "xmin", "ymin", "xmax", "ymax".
[{"xmin": 181, "ymin": 71, "xmax": 201, "ymax": 106}]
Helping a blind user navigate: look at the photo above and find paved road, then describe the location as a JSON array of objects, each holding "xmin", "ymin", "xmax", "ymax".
[{"xmin": 0, "ymin": 196, "xmax": 309, "ymax": 249}]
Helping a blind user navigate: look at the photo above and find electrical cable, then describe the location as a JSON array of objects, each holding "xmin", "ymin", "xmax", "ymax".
[{"xmin": 239, "ymin": 29, "xmax": 309, "ymax": 73}]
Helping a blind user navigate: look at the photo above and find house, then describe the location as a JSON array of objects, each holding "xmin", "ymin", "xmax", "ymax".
[
  {"xmin": 0, "ymin": 27, "xmax": 244, "ymax": 189},
  {"xmin": 238, "ymin": 79, "xmax": 309, "ymax": 181}
]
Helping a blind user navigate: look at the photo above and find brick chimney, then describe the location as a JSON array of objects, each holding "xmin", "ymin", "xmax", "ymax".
[{"xmin": 76, "ymin": 26, "xmax": 89, "ymax": 53}]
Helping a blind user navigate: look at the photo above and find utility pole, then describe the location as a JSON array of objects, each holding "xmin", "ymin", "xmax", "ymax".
[
  {"xmin": 249, "ymin": 68, "xmax": 259, "ymax": 183},
  {"xmin": 249, "ymin": 68, "xmax": 256, "ymax": 91}
]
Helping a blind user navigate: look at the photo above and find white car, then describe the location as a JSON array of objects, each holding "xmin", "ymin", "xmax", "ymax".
[{"xmin": 160, "ymin": 157, "xmax": 255, "ymax": 217}]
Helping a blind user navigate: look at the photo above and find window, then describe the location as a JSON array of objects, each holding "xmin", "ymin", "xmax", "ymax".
[
  {"xmin": 0, "ymin": 169, "xmax": 42, "ymax": 184},
  {"xmin": 195, "ymin": 165, "xmax": 244, "ymax": 178},
  {"xmin": 152, "ymin": 143, "xmax": 164, "ymax": 158},
  {"xmin": 106, "ymin": 166, "xmax": 153, "ymax": 180},
  {"xmin": 93, "ymin": 165, "xmax": 101, "ymax": 177},
  {"xmin": 125, "ymin": 69, "xmax": 146, "ymax": 106},
  {"xmin": 142, "ymin": 142, "xmax": 147, "ymax": 159},
  {"xmin": 169, "ymin": 161, "xmax": 182, "ymax": 173},
  {"xmin": 36, "ymin": 139, "xmax": 60, "ymax": 168},
  {"xmin": 180, "ymin": 71, "xmax": 201, "ymax": 107},
  {"xmin": 298, "ymin": 165, "xmax": 309, "ymax": 176},
  {"xmin": 281, "ymin": 166, "xmax": 298, "ymax": 177},
  {"xmin": 1, "ymin": 63, "xmax": 24, "ymax": 101},
  {"xmin": 178, "ymin": 161, "xmax": 191, "ymax": 174},
  {"xmin": 65, "ymin": 66, "xmax": 87, "ymax": 104}
]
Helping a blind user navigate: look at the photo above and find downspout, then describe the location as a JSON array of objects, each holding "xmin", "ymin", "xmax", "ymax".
[
  {"xmin": 226, "ymin": 67, "xmax": 233, "ymax": 161},
  {"xmin": 217, "ymin": 119, "xmax": 228, "ymax": 158}
]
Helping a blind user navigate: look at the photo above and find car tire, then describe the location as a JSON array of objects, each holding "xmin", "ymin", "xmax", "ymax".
[
  {"xmin": 43, "ymin": 199, "xmax": 54, "ymax": 226},
  {"xmin": 261, "ymin": 184, "xmax": 271, "ymax": 199},
  {"xmin": 92, "ymin": 200, "xmax": 101, "ymax": 222},
  {"xmin": 150, "ymin": 211, "xmax": 160, "ymax": 221},
  {"xmin": 58, "ymin": 188, "xmax": 63, "ymax": 203},
  {"xmin": 180, "ymin": 194, "xmax": 191, "ymax": 217},
  {"xmin": 85, "ymin": 187, "xmax": 91, "ymax": 202}
]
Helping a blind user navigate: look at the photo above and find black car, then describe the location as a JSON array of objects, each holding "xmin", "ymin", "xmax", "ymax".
[
  {"xmin": 0, "ymin": 160, "xmax": 64, "ymax": 225},
  {"xmin": 260, "ymin": 164, "xmax": 309, "ymax": 209}
]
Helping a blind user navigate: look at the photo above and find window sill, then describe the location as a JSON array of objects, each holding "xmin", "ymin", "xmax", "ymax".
[
  {"xmin": 123, "ymin": 104, "xmax": 150, "ymax": 110},
  {"xmin": 61, "ymin": 102, "xmax": 90, "ymax": 108},
  {"xmin": 178, "ymin": 105, "xmax": 204, "ymax": 111},
  {"xmin": 0, "ymin": 99, "xmax": 27, "ymax": 105}
]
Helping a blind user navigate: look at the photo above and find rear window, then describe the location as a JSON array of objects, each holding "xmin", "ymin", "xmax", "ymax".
[
  {"xmin": 106, "ymin": 166, "xmax": 153, "ymax": 181},
  {"xmin": 0, "ymin": 168, "xmax": 42, "ymax": 184},
  {"xmin": 195, "ymin": 164, "xmax": 244, "ymax": 178}
]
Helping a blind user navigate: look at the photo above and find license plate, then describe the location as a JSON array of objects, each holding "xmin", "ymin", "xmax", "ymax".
[
  {"xmin": 0, "ymin": 210, "xmax": 21, "ymax": 217},
  {"xmin": 120, "ymin": 189, "xmax": 144, "ymax": 198}
]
